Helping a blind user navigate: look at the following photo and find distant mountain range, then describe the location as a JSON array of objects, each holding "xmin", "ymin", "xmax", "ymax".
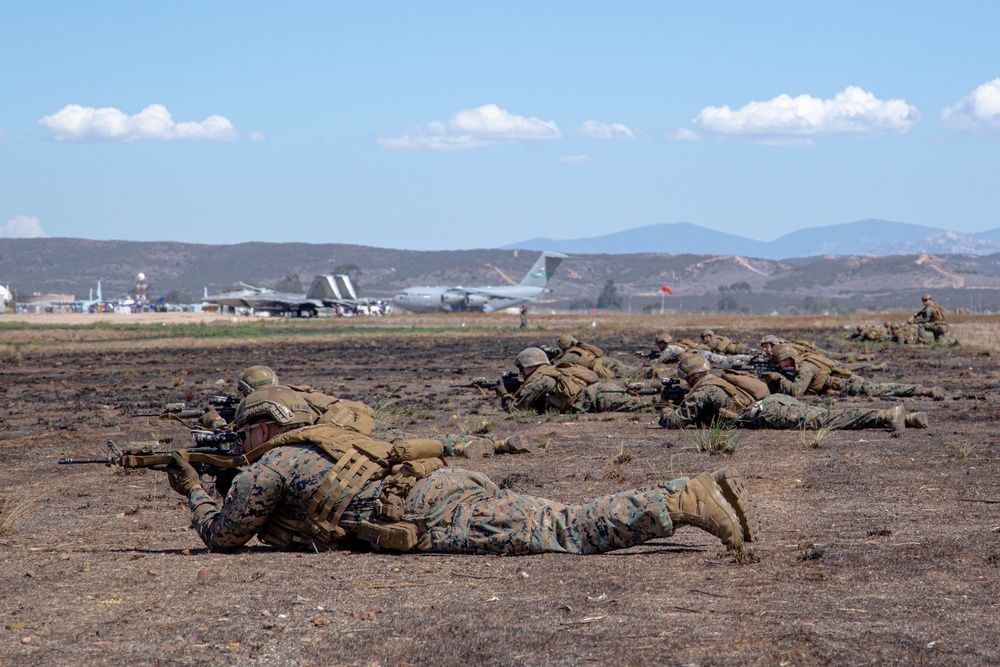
[
  {"xmin": 504, "ymin": 219, "xmax": 1000, "ymax": 259},
  {"xmin": 4, "ymin": 226, "xmax": 1000, "ymax": 313}
]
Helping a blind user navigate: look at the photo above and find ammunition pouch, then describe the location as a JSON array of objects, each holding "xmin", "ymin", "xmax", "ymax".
[{"xmin": 254, "ymin": 426, "xmax": 444, "ymax": 553}]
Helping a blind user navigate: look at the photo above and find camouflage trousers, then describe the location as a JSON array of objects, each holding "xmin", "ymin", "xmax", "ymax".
[
  {"xmin": 746, "ymin": 394, "xmax": 883, "ymax": 430},
  {"xmin": 579, "ymin": 382, "xmax": 657, "ymax": 413},
  {"xmin": 406, "ymin": 468, "xmax": 688, "ymax": 555},
  {"xmin": 840, "ymin": 374, "xmax": 925, "ymax": 398}
]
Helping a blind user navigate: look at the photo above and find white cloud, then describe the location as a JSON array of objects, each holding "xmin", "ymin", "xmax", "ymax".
[
  {"xmin": 38, "ymin": 104, "xmax": 246, "ymax": 142},
  {"xmin": 941, "ymin": 78, "xmax": 1000, "ymax": 135},
  {"xmin": 578, "ymin": 120, "xmax": 637, "ymax": 140},
  {"xmin": 559, "ymin": 154, "xmax": 596, "ymax": 164},
  {"xmin": 1, "ymin": 215, "xmax": 47, "ymax": 238},
  {"xmin": 691, "ymin": 86, "xmax": 919, "ymax": 143},
  {"xmin": 377, "ymin": 104, "xmax": 561, "ymax": 150}
]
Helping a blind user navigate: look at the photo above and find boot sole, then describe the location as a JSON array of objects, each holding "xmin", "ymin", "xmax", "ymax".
[{"xmin": 713, "ymin": 468, "xmax": 761, "ymax": 543}]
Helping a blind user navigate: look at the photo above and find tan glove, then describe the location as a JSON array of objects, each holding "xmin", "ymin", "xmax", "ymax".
[
  {"xmin": 764, "ymin": 372, "xmax": 783, "ymax": 383},
  {"xmin": 167, "ymin": 452, "xmax": 202, "ymax": 496}
]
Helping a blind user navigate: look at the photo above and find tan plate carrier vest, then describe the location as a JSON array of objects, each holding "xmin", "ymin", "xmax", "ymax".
[
  {"xmin": 517, "ymin": 363, "xmax": 600, "ymax": 412},
  {"xmin": 288, "ymin": 385, "xmax": 378, "ymax": 436},
  {"xmin": 798, "ymin": 352, "xmax": 852, "ymax": 393},
  {"xmin": 566, "ymin": 343, "xmax": 617, "ymax": 379},
  {"xmin": 697, "ymin": 373, "xmax": 767, "ymax": 420},
  {"xmin": 243, "ymin": 424, "xmax": 445, "ymax": 553}
]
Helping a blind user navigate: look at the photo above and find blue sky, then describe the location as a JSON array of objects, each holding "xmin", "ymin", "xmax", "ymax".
[{"xmin": 2, "ymin": 2, "xmax": 999, "ymax": 250}]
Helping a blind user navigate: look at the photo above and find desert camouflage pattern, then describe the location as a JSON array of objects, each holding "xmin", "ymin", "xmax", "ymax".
[
  {"xmin": 185, "ymin": 441, "xmax": 693, "ymax": 555},
  {"xmin": 658, "ymin": 379, "xmax": 891, "ymax": 430},
  {"xmin": 848, "ymin": 324, "xmax": 889, "ymax": 342},
  {"xmin": 406, "ymin": 469, "xmax": 689, "ymax": 555}
]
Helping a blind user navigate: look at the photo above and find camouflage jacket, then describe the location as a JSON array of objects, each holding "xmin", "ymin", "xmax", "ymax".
[
  {"xmin": 658, "ymin": 380, "xmax": 741, "ymax": 428},
  {"xmin": 911, "ymin": 301, "xmax": 947, "ymax": 324}
]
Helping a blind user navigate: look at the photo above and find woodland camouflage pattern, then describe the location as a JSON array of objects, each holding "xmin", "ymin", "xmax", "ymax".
[
  {"xmin": 658, "ymin": 382, "xmax": 895, "ymax": 430},
  {"xmin": 772, "ymin": 360, "xmax": 929, "ymax": 398},
  {"xmin": 505, "ymin": 369, "xmax": 655, "ymax": 414},
  {"xmin": 185, "ymin": 441, "xmax": 694, "ymax": 555}
]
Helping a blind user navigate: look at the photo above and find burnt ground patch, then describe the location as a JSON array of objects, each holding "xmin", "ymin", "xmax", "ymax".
[{"xmin": 1, "ymin": 317, "xmax": 999, "ymax": 666}]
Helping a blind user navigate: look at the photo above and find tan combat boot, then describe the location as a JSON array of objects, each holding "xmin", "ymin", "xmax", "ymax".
[
  {"xmin": 711, "ymin": 468, "xmax": 760, "ymax": 543},
  {"xmin": 905, "ymin": 412, "xmax": 928, "ymax": 428},
  {"xmin": 665, "ymin": 473, "xmax": 744, "ymax": 551},
  {"xmin": 493, "ymin": 434, "xmax": 532, "ymax": 455},
  {"xmin": 875, "ymin": 405, "xmax": 906, "ymax": 434},
  {"xmin": 454, "ymin": 438, "xmax": 495, "ymax": 460},
  {"xmin": 921, "ymin": 386, "xmax": 945, "ymax": 401}
]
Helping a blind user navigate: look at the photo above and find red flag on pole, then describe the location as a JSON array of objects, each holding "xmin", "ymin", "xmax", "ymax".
[{"xmin": 661, "ymin": 285, "xmax": 673, "ymax": 295}]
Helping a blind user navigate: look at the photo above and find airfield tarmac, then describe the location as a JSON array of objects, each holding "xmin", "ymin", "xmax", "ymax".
[{"xmin": 1, "ymin": 313, "xmax": 998, "ymax": 665}]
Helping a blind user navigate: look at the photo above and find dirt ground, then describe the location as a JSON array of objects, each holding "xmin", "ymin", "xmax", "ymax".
[{"xmin": 1, "ymin": 314, "xmax": 999, "ymax": 666}]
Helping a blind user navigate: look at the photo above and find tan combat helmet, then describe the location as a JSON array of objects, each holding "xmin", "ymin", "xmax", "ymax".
[
  {"xmin": 769, "ymin": 343, "xmax": 798, "ymax": 364},
  {"xmin": 701, "ymin": 329, "xmax": 714, "ymax": 338},
  {"xmin": 514, "ymin": 347, "xmax": 551, "ymax": 370},
  {"xmin": 238, "ymin": 365, "xmax": 278, "ymax": 397},
  {"xmin": 654, "ymin": 332, "xmax": 672, "ymax": 345},
  {"xmin": 760, "ymin": 334, "xmax": 782, "ymax": 347},
  {"xmin": 557, "ymin": 334, "xmax": 578, "ymax": 350},
  {"xmin": 234, "ymin": 386, "xmax": 316, "ymax": 432},
  {"xmin": 677, "ymin": 352, "xmax": 711, "ymax": 379},
  {"xmin": 921, "ymin": 293, "xmax": 932, "ymax": 301}
]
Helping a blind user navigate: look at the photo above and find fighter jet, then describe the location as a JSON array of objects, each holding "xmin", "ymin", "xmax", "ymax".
[
  {"xmin": 392, "ymin": 251, "xmax": 568, "ymax": 314},
  {"xmin": 206, "ymin": 275, "xmax": 362, "ymax": 317}
]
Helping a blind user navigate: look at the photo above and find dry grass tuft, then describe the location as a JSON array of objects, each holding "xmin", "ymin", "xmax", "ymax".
[{"xmin": 0, "ymin": 496, "xmax": 36, "ymax": 536}]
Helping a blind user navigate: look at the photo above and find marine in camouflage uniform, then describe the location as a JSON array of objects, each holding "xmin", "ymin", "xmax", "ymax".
[
  {"xmin": 552, "ymin": 335, "xmax": 635, "ymax": 379},
  {"xmin": 499, "ymin": 347, "xmax": 655, "ymax": 414},
  {"xmin": 847, "ymin": 323, "xmax": 889, "ymax": 342},
  {"xmin": 766, "ymin": 344, "xmax": 943, "ymax": 400},
  {"xmin": 908, "ymin": 294, "xmax": 956, "ymax": 345},
  {"xmin": 699, "ymin": 330, "xmax": 753, "ymax": 355},
  {"xmin": 233, "ymin": 366, "xmax": 524, "ymax": 459},
  {"xmin": 657, "ymin": 353, "xmax": 927, "ymax": 432},
  {"xmin": 888, "ymin": 323, "xmax": 919, "ymax": 345},
  {"xmin": 165, "ymin": 386, "xmax": 760, "ymax": 554},
  {"xmin": 640, "ymin": 332, "xmax": 751, "ymax": 379}
]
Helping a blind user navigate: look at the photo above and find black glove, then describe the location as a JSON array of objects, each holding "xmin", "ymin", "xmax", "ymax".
[{"xmin": 167, "ymin": 452, "xmax": 201, "ymax": 496}]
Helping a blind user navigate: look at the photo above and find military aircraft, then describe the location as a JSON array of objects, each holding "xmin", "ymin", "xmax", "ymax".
[
  {"xmin": 392, "ymin": 251, "xmax": 568, "ymax": 313},
  {"xmin": 205, "ymin": 275, "xmax": 363, "ymax": 317}
]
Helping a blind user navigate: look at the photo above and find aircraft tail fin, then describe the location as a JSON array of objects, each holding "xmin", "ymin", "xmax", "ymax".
[
  {"xmin": 334, "ymin": 274, "xmax": 358, "ymax": 301},
  {"xmin": 518, "ymin": 252, "xmax": 568, "ymax": 288},
  {"xmin": 308, "ymin": 275, "xmax": 342, "ymax": 301}
]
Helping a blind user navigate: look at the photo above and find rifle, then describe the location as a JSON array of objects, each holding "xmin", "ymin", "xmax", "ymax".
[
  {"xmin": 453, "ymin": 372, "xmax": 522, "ymax": 395},
  {"xmin": 730, "ymin": 356, "xmax": 798, "ymax": 380},
  {"xmin": 539, "ymin": 345, "xmax": 561, "ymax": 361},
  {"xmin": 621, "ymin": 378, "xmax": 689, "ymax": 405},
  {"xmin": 58, "ymin": 438, "xmax": 243, "ymax": 475},
  {"xmin": 132, "ymin": 395, "xmax": 241, "ymax": 422},
  {"xmin": 658, "ymin": 377, "xmax": 689, "ymax": 404},
  {"xmin": 634, "ymin": 349, "xmax": 662, "ymax": 361}
]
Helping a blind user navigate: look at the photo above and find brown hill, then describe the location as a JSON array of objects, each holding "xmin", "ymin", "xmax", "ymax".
[{"xmin": 3, "ymin": 238, "xmax": 1000, "ymax": 313}]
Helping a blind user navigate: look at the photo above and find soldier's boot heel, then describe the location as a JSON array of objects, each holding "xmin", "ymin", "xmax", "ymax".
[
  {"xmin": 665, "ymin": 473, "xmax": 744, "ymax": 551},
  {"xmin": 711, "ymin": 468, "xmax": 760, "ymax": 543}
]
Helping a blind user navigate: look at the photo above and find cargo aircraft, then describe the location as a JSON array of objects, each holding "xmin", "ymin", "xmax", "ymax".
[{"xmin": 392, "ymin": 251, "xmax": 568, "ymax": 313}]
